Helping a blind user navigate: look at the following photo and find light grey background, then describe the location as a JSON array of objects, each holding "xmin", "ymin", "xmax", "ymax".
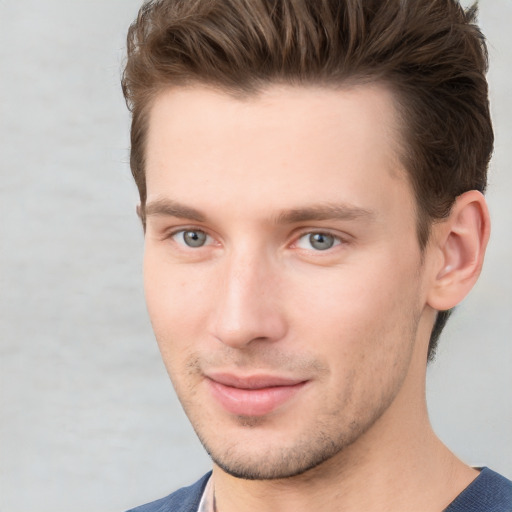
[{"xmin": 0, "ymin": 1, "xmax": 510, "ymax": 511}]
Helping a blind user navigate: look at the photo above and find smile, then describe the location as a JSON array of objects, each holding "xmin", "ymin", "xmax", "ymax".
[{"xmin": 205, "ymin": 373, "xmax": 308, "ymax": 417}]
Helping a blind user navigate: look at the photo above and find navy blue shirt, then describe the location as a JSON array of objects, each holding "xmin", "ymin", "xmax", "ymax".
[
  {"xmin": 444, "ymin": 468, "xmax": 512, "ymax": 512},
  {"xmin": 127, "ymin": 467, "xmax": 512, "ymax": 512}
]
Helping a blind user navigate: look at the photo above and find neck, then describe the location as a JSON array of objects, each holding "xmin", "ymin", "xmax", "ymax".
[
  {"xmin": 211, "ymin": 329, "xmax": 477, "ymax": 512},
  {"xmin": 212, "ymin": 418, "xmax": 474, "ymax": 512}
]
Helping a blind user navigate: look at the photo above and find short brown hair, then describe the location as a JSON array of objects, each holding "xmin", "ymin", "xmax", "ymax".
[{"xmin": 122, "ymin": 0, "xmax": 493, "ymax": 361}]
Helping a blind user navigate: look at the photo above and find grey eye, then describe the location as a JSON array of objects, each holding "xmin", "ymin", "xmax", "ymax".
[
  {"xmin": 296, "ymin": 232, "xmax": 340, "ymax": 251},
  {"xmin": 309, "ymin": 233, "xmax": 335, "ymax": 250},
  {"xmin": 182, "ymin": 230, "xmax": 208, "ymax": 247}
]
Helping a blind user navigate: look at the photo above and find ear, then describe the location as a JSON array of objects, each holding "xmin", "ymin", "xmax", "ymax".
[
  {"xmin": 136, "ymin": 204, "xmax": 146, "ymax": 232},
  {"xmin": 427, "ymin": 190, "xmax": 490, "ymax": 311}
]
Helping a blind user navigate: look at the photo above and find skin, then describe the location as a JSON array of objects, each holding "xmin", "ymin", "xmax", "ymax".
[{"xmin": 142, "ymin": 84, "xmax": 489, "ymax": 512}]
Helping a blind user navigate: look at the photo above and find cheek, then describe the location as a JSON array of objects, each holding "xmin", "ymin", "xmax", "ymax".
[
  {"xmin": 143, "ymin": 252, "xmax": 212, "ymax": 361},
  {"xmin": 285, "ymin": 259, "xmax": 421, "ymax": 364},
  {"xmin": 293, "ymin": 272, "xmax": 420, "ymax": 421}
]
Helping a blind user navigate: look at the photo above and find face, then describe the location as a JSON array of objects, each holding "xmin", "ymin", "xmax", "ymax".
[{"xmin": 143, "ymin": 84, "xmax": 432, "ymax": 480}]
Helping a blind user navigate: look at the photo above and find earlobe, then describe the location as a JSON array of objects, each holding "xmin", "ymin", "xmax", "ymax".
[{"xmin": 427, "ymin": 190, "xmax": 490, "ymax": 311}]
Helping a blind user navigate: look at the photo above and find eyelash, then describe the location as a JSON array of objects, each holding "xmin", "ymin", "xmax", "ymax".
[
  {"xmin": 166, "ymin": 227, "xmax": 345, "ymax": 253},
  {"xmin": 168, "ymin": 228, "xmax": 214, "ymax": 248},
  {"xmin": 294, "ymin": 231, "xmax": 343, "ymax": 252}
]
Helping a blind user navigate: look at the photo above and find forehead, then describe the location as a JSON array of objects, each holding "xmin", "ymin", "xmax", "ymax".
[{"xmin": 144, "ymin": 84, "xmax": 412, "ymax": 221}]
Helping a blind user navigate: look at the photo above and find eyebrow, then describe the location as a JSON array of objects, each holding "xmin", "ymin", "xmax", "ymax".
[
  {"xmin": 142, "ymin": 198, "xmax": 374, "ymax": 225},
  {"xmin": 144, "ymin": 199, "xmax": 206, "ymax": 222},
  {"xmin": 274, "ymin": 203, "xmax": 375, "ymax": 224}
]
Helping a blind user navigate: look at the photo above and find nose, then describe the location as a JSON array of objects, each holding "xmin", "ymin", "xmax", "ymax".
[{"xmin": 210, "ymin": 250, "xmax": 288, "ymax": 349}]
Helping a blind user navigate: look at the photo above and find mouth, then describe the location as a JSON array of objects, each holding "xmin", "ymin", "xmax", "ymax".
[{"xmin": 205, "ymin": 373, "xmax": 308, "ymax": 417}]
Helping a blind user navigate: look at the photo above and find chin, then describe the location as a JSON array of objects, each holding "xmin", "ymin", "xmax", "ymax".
[{"xmin": 194, "ymin": 417, "xmax": 364, "ymax": 481}]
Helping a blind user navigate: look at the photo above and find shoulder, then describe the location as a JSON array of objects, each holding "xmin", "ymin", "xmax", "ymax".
[
  {"xmin": 125, "ymin": 472, "xmax": 212, "ymax": 512},
  {"xmin": 445, "ymin": 467, "xmax": 512, "ymax": 512}
]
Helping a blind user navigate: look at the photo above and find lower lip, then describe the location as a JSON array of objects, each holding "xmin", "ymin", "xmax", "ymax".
[{"xmin": 207, "ymin": 379, "xmax": 307, "ymax": 417}]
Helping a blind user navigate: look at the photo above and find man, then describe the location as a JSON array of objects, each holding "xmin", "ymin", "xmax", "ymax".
[{"xmin": 122, "ymin": 0, "xmax": 512, "ymax": 511}]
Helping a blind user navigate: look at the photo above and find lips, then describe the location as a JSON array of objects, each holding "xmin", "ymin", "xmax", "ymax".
[{"xmin": 205, "ymin": 373, "xmax": 307, "ymax": 417}]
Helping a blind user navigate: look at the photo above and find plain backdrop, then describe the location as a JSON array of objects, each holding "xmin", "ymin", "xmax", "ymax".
[{"xmin": 0, "ymin": 1, "xmax": 510, "ymax": 511}]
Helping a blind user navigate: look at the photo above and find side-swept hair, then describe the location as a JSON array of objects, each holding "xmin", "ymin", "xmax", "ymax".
[{"xmin": 122, "ymin": 0, "xmax": 493, "ymax": 361}]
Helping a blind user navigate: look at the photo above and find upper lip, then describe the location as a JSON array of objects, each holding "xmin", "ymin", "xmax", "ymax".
[{"xmin": 206, "ymin": 372, "xmax": 307, "ymax": 389}]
